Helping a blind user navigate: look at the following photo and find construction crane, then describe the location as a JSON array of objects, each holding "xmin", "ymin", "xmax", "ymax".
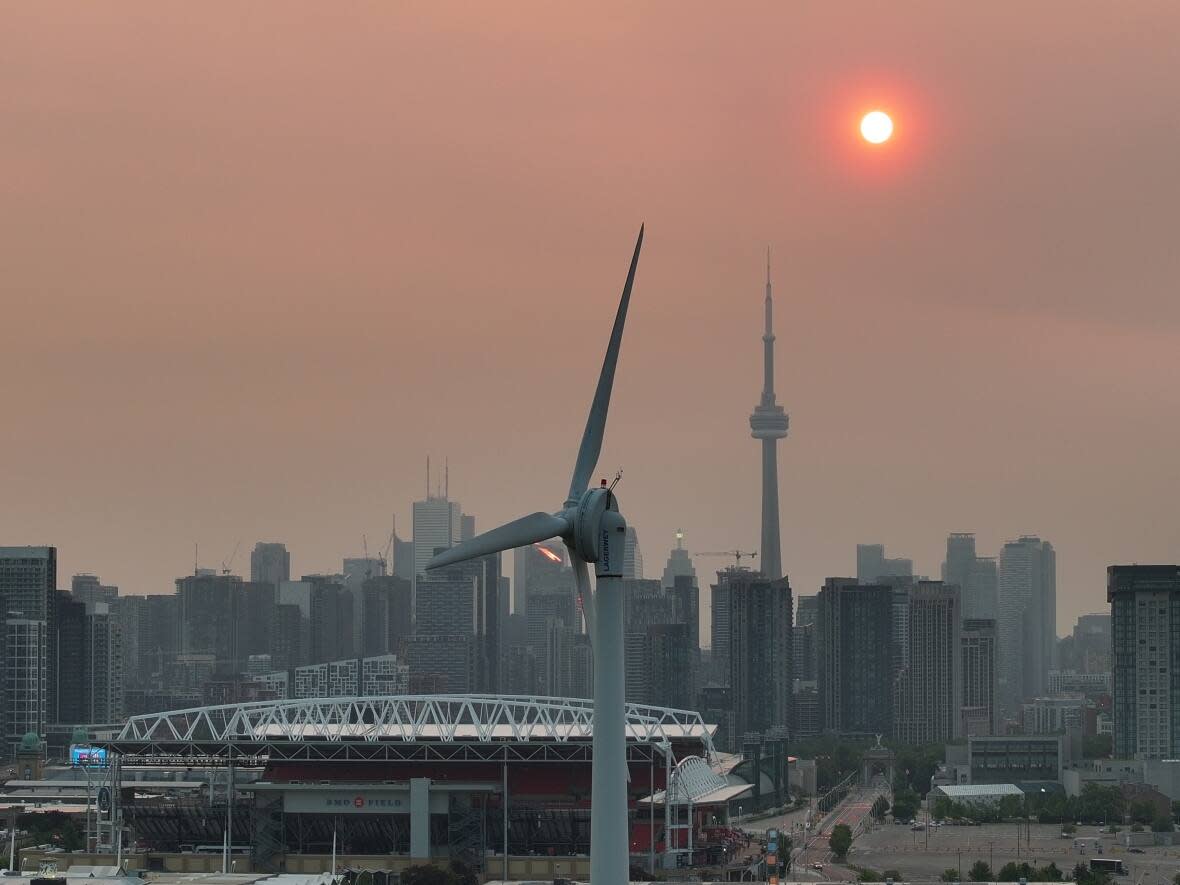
[
  {"xmin": 696, "ymin": 549, "xmax": 758, "ymax": 568},
  {"xmin": 378, "ymin": 520, "xmax": 397, "ymax": 576},
  {"xmin": 220, "ymin": 540, "xmax": 241, "ymax": 576}
]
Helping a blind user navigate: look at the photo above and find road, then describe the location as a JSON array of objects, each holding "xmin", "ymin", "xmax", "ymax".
[{"xmin": 785, "ymin": 784, "xmax": 887, "ymax": 881}]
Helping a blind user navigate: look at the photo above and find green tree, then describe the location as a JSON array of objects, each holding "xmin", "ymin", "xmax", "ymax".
[
  {"xmin": 998, "ymin": 794, "xmax": 1024, "ymax": 820},
  {"xmin": 1062, "ymin": 822, "xmax": 1077, "ymax": 834},
  {"xmin": 1152, "ymin": 814, "xmax": 1173, "ymax": 833},
  {"xmin": 1129, "ymin": 798, "xmax": 1156, "ymax": 824},
  {"xmin": 891, "ymin": 789, "xmax": 920, "ymax": 822},
  {"xmin": 1078, "ymin": 783, "xmax": 1124, "ymax": 823},
  {"xmin": 941, "ymin": 869, "xmax": 960, "ymax": 882},
  {"xmin": 931, "ymin": 797, "xmax": 954, "ymax": 820},
  {"xmin": 1172, "ymin": 874, "xmax": 1180, "ymax": 885},
  {"xmin": 829, "ymin": 823, "xmax": 853, "ymax": 860},
  {"xmin": 969, "ymin": 861, "xmax": 993, "ymax": 882},
  {"xmin": 1035, "ymin": 862, "xmax": 1063, "ymax": 881},
  {"xmin": 858, "ymin": 869, "xmax": 882, "ymax": 882},
  {"xmin": 997, "ymin": 862, "xmax": 1024, "ymax": 882}
]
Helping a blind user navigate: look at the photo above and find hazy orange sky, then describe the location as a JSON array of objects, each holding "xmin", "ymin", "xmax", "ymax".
[{"xmin": 3, "ymin": 2, "xmax": 1179, "ymax": 635}]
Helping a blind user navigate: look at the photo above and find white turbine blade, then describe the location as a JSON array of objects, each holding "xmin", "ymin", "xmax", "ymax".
[
  {"xmin": 569, "ymin": 548, "xmax": 594, "ymax": 643},
  {"xmin": 426, "ymin": 512, "xmax": 568, "ymax": 570},
  {"xmin": 567, "ymin": 225, "xmax": 644, "ymax": 502}
]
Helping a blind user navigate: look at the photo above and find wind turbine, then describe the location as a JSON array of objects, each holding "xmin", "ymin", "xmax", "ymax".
[{"xmin": 427, "ymin": 225, "xmax": 644, "ymax": 884}]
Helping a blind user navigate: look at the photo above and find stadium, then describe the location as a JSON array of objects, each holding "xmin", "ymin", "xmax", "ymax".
[{"xmin": 48, "ymin": 695, "xmax": 761, "ymax": 880}]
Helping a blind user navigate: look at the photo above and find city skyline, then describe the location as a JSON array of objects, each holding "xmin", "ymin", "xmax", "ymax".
[{"xmin": 5, "ymin": 3, "xmax": 1180, "ymax": 632}]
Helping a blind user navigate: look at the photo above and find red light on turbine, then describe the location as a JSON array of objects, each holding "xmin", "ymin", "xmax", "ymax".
[{"xmin": 535, "ymin": 544, "xmax": 562, "ymax": 563}]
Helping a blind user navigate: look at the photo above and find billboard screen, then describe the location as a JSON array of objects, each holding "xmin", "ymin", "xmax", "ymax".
[{"xmin": 70, "ymin": 745, "xmax": 108, "ymax": 767}]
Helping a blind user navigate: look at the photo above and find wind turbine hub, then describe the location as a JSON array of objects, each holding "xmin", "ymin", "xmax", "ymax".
[{"xmin": 570, "ymin": 487, "xmax": 619, "ymax": 564}]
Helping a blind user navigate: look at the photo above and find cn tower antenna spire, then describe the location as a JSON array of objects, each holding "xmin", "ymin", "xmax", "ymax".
[{"xmin": 749, "ymin": 250, "xmax": 789, "ymax": 581}]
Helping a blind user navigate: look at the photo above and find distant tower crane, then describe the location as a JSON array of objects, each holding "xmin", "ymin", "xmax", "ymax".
[
  {"xmin": 696, "ymin": 549, "xmax": 759, "ymax": 569},
  {"xmin": 220, "ymin": 540, "xmax": 241, "ymax": 576}
]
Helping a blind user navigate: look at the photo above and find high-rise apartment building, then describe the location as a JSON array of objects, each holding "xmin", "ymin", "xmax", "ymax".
[
  {"xmin": 250, "ymin": 543, "xmax": 290, "ymax": 586},
  {"xmin": 0, "ymin": 547, "xmax": 56, "ymax": 752},
  {"xmin": 894, "ymin": 581, "xmax": 962, "ymax": 744},
  {"xmin": 856, "ymin": 544, "xmax": 913, "ymax": 585},
  {"xmin": 709, "ymin": 567, "xmax": 750, "ymax": 685},
  {"xmin": 343, "ymin": 556, "xmax": 385, "ymax": 653},
  {"xmin": 71, "ymin": 574, "xmax": 118, "ymax": 607},
  {"xmin": 176, "ymin": 573, "xmax": 241, "ymax": 685},
  {"xmin": 305, "ymin": 576, "xmax": 355, "ymax": 665},
  {"xmin": 414, "ymin": 554, "xmax": 501, "ymax": 693},
  {"xmin": 793, "ymin": 595, "xmax": 818, "ymax": 683},
  {"xmin": 998, "ymin": 536, "xmax": 1056, "ymax": 717},
  {"xmin": 1109, "ymin": 565, "xmax": 1180, "ymax": 759},
  {"xmin": 727, "ymin": 571, "xmax": 792, "ymax": 742},
  {"xmin": 816, "ymin": 579, "xmax": 893, "ymax": 737},
  {"xmin": 961, "ymin": 618, "xmax": 998, "ymax": 736}
]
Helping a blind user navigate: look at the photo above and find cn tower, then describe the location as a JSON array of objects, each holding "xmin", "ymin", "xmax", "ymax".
[{"xmin": 748, "ymin": 252, "xmax": 789, "ymax": 580}]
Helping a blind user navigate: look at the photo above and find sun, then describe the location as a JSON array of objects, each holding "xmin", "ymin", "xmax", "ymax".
[{"xmin": 860, "ymin": 110, "xmax": 894, "ymax": 144}]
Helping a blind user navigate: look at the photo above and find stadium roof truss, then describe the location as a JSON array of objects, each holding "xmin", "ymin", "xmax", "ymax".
[{"xmin": 106, "ymin": 695, "xmax": 716, "ymax": 766}]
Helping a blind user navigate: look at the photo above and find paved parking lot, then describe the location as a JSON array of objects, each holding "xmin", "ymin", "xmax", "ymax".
[{"xmin": 849, "ymin": 822, "xmax": 1180, "ymax": 884}]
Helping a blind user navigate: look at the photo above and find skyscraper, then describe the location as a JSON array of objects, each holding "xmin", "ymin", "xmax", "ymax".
[
  {"xmin": 856, "ymin": 544, "xmax": 913, "ymax": 584},
  {"xmin": 412, "ymin": 494, "xmax": 462, "ymax": 580},
  {"xmin": 748, "ymin": 255, "xmax": 789, "ymax": 581},
  {"xmin": 961, "ymin": 618, "xmax": 998, "ymax": 736},
  {"xmin": 0, "ymin": 547, "xmax": 56, "ymax": 751},
  {"xmin": 512, "ymin": 543, "xmax": 572, "ymax": 617},
  {"xmin": 942, "ymin": 534, "xmax": 999, "ymax": 620},
  {"xmin": 623, "ymin": 527, "xmax": 644, "ymax": 580},
  {"xmin": 998, "ymin": 536, "xmax": 1056, "ymax": 717},
  {"xmin": 894, "ymin": 582, "xmax": 962, "ymax": 744},
  {"xmin": 250, "ymin": 543, "xmax": 290, "ymax": 586},
  {"xmin": 727, "ymin": 570, "xmax": 792, "ymax": 741},
  {"xmin": 661, "ymin": 531, "xmax": 697, "ymax": 591},
  {"xmin": 816, "ymin": 579, "xmax": 893, "ymax": 737},
  {"xmin": 1109, "ymin": 565, "xmax": 1180, "ymax": 759}
]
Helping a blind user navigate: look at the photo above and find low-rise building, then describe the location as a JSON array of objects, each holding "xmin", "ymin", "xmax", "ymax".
[
  {"xmin": 968, "ymin": 735, "xmax": 1068, "ymax": 785},
  {"xmin": 929, "ymin": 782, "xmax": 1025, "ymax": 808}
]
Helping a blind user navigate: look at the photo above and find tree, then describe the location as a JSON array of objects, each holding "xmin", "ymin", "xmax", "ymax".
[
  {"xmin": 858, "ymin": 870, "xmax": 882, "ymax": 882},
  {"xmin": 1062, "ymin": 822, "xmax": 1077, "ymax": 834},
  {"xmin": 892, "ymin": 789, "xmax": 920, "ymax": 822},
  {"xmin": 1036, "ymin": 862, "xmax": 1063, "ymax": 881},
  {"xmin": 1172, "ymin": 874, "xmax": 1180, "ymax": 885},
  {"xmin": 998, "ymin": 794, "xmax": 1024, "ymax": 820},
  {"xmin": 829, "ymin": 823, "xmax": 853, "ymax": 859},
  {"xmin": 1129, "ymin": 798, "xmax": 1156, "ymax": 824},
  {"xmin": 941, "ymin": 869, "xmax": 960, "ymax": 882},
  {"xmin": 969, "ymin": 861, "xmax": 993, "ymax": 882},
  {"xmin": 1078, "ymin": 783, "xmax": 1124, "ymax": 824},
  {"xmin": 1153, "ymin": 815, "xmax": 1174, "ymax": 833}
]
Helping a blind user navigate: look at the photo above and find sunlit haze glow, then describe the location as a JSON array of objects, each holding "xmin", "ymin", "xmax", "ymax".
[
  {"xmin": 860, "ymin": 110, "xmax": 894, "ymax": 144},
  {"xmin": 3, "ymin": 4, "xmax": 1180, "ymax": 637}
]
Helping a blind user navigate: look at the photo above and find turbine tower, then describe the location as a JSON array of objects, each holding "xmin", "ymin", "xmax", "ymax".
[
  {"xmin": 426, "ymin": 226, "xmax": 644, "ymax": 885},
  {"xmin": 749, "ymin": 250, "xmax": 789, "ymax": 580}
]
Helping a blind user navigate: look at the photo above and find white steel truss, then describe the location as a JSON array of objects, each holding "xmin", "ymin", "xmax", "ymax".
[{"xmin": 115, "ymin": 694, "xmax": 715, "ymax": 756}]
